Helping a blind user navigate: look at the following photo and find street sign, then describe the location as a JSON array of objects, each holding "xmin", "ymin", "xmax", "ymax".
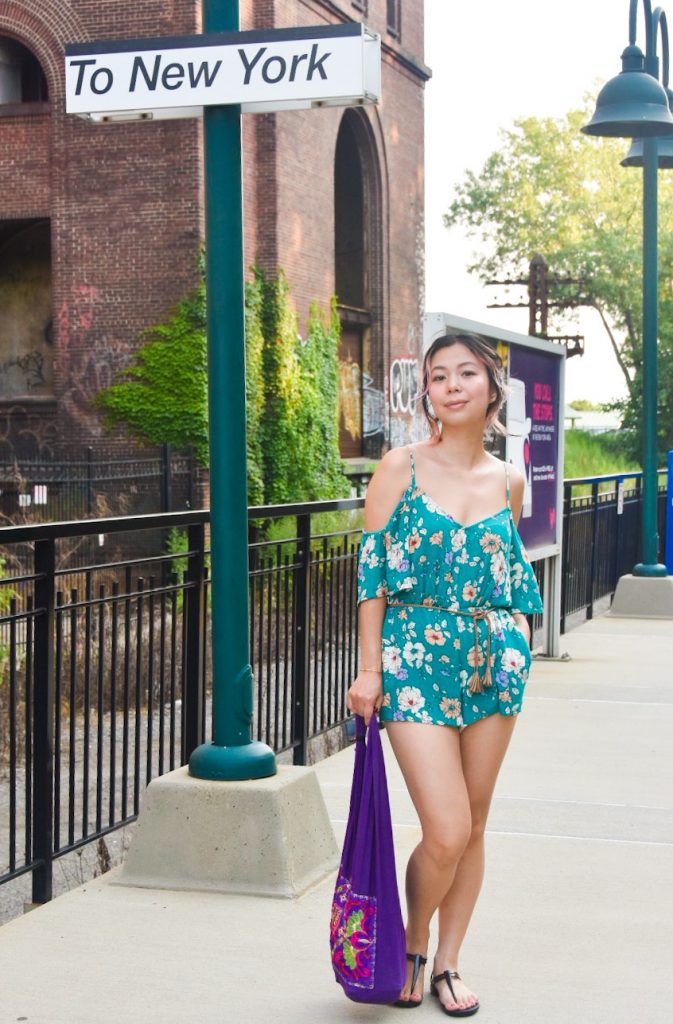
[{"xmin": 65, "ymin": 23, "xmax": 380, "ymax": 121}]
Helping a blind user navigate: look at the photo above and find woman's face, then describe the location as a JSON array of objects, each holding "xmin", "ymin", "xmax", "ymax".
[{"xmin": 426, "ymin": 342, "xmax": 494, "ymax": 429}]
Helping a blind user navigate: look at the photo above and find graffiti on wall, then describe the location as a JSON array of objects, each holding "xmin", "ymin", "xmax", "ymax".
[
  {"xmin": 363, "ymin": 372, "xmax": 385, "ymax": 438},
  {"xmin": 390, "ymin": 356, "xmax": 418, "ymax": 415},
  {"xmin": 0, "ymin": 349, "xmax": 49, "ymax": 396},
  {"xmin": 57, "ymin": 283, "xmax": 100, "ymax": 340},
  {"xmin": 57, "ymin": 282, "xmax": 132, "ymax": 437}
]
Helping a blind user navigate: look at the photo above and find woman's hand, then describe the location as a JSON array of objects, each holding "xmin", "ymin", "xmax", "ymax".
[
  {"xmin": 347, "ymin": 671, "xmax": 383, "ymax": 726},
  {"xmin": 512, "ymin": 613, "xmax": 531, "ymax": 647}
]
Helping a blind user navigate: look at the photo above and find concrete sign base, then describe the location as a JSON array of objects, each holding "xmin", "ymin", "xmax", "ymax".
[
  {"xmin": 116, "ymin": 764, "xmax": 339, "ymax": 898},
  {"xmin": 608, "ymin": 573, "xmax": 673, "ymax": 618}
]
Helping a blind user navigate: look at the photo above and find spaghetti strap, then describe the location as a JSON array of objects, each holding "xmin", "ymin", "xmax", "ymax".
[
  {"xmin": 504, "ymin": 461, "xmax": 511, "ymax": 509},
  {"xmin": 409, "ymin": 447, "xmax": 416, "ymax": 487}
]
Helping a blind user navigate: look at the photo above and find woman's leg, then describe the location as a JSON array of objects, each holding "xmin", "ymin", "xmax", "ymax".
[
  {"xmin": 385, "ymin": 721, "xmax": 472, "ymax": 1004},
  {"xmin": 432, "ymin": 713, "xmax": 517, "ymax": 1011}
]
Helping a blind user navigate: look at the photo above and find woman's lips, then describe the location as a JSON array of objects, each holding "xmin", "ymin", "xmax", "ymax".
[{"xmin": 445, "ymin": 401, "xmax": 467, "ymax": 409}]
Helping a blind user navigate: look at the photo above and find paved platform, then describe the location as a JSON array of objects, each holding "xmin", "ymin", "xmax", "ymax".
[{"xmin": 1, "ymin": 613, "xmax": 672, "ymax": 1023}]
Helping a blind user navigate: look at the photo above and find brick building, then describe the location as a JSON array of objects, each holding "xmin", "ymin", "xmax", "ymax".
[{"xmin": 0, "ymin": 1, "xmax": 429, "ymax": 468}]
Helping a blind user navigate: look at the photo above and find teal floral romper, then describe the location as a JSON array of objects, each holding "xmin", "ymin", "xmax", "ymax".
[{"xmin": 357, "ymin": 450, "xmax": 544, "ymax": 728}]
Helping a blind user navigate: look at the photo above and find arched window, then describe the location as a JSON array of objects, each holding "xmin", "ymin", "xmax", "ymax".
[
  {"xmin": 334, "ymin": 110, "xmax": 385, "ymax": 459},
  {"xmin": 0, "ymin": 37, "xmax": 48, "ymax": 105}
]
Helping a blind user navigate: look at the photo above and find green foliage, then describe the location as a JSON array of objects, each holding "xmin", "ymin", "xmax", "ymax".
[
  {"xmin": 0, "ymin": 556, "xmax": 15, "ymax": 685},
  {"xmin": 568, "ymin": 399, "xmax": 601, "ymax": 412},
  {"xmin": 165, "ymin": 528, "xmax": 212, "ymax": 612},
  {"xmin": 257, "ymin": 269, "xmax": 349, "ymax": 504},
  {"xmin": 165, "ymin": 527, "xmax": 189, "ymax": 585},
  {"xmin": 564, "ymin": 429, "xmax": 641, "ymax": 482},
  {"xmin": 244, "ymin": 274, "xmax": 267, "ymax": 506},
  {"xmin": 0, "ymin": 556, "xmax": 12, "ymax": 615},
  {"xmin": 95, "ymin": 259, "xmax": 348, "ymax": 507},
  {"xmin": 94, "ymin": 256, "xmax": 210, "ymax": 466},
  {"xmin": 446, "ymin": 104, "xmax": 673, "ymax": 460}
]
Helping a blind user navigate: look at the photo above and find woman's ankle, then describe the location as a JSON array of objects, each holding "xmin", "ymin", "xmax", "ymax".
[
  {"xmin": 405, "ymin": 927, "xmax": 429, "ymax": 954},
  {"xmin": 432, "ymin": 950, "xmax": 459, "ymax": 973}
]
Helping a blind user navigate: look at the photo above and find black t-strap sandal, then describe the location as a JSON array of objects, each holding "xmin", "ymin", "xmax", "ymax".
[
  {"xmin": 430, "ymin": 970, "xmax": 480, "ymax": 1017},
  {"xmin": 393, "ymin": 952, "xmax": 427, "ymax": 1008}
]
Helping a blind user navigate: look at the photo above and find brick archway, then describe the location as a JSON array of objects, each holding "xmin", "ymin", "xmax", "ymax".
[{"xmin": 334, "ymin": 107, "xmax": 387, "ymax": 459}]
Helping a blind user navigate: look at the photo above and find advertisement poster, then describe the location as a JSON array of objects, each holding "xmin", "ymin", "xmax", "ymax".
[{"xmin": 506, "ymin": 345, "xmax": 561, "ymax": 552}]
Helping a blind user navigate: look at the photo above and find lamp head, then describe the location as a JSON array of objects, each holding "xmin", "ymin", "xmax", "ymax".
[
  {"xmin": 620, "ymin": 136, "xmax": 673, "ymax": 165},
  {"xmin": 582, "ymin": 45, "xmax": 673, "ymax": 138}
]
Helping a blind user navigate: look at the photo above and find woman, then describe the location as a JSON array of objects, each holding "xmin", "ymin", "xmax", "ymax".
[{"xmin": 347, "ymin": 333, "xmax": 543, "ymax": 1017}]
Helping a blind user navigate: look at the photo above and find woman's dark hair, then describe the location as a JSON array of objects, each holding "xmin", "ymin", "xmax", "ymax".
[{"xmin": 418, "ymin": 333, "xmax": 507, "ymax": 442}]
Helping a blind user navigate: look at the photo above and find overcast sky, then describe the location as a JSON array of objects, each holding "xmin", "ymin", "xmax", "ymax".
[{"xmin": 423, "ymin": 0, "xmax": 636, "ymax": 403}]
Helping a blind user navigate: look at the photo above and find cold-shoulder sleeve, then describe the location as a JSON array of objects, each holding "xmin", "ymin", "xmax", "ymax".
[
  {"xmin": 357, "ymin": 530, "xmax": 388, "ymax": 604},
  {"xmin": 508, "ymin": 526, "xmax": 544, "ymax": 614},
  {"xmin": 357, "ymin": 528, "xmax": 418, "ymax": 605}
]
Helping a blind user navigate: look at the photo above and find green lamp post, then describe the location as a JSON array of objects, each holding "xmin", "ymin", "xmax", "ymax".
[
  {"xmin": 582, "ymin": 0, "xmax": 673, "ymax": 577},
  {"xmin": 189, "ymin": 0, "xmax": 276, "ymax": 780}
]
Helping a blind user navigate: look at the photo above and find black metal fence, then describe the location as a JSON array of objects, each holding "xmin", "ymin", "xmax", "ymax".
[
  {"xmin": 0, "ymin": 469, "xmax": 669, "ymax": 906},
  {"xmin": 560, "ymin": 470, "xmax": 668, "ymax": 629},
  {"xmin": 0, "ymin": 499, "xmax": 364, "ymax": 905},
  {"xmin": 0, "ymin": 445, "xmax": 196, "ymax": 525}
]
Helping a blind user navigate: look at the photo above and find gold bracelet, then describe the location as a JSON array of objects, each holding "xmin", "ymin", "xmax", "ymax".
[{"xmin": 359, "ymin": 667, "xmax": 382, "ymax": 674}]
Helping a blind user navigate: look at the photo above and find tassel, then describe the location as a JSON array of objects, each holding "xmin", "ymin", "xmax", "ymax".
[
  {"xmin": 468, "ymin": 671, "xmax": 484, "ymax": 696},
  {"xmin": 468, "ymin": 664, "xmax": 493, "ymax": 696}
]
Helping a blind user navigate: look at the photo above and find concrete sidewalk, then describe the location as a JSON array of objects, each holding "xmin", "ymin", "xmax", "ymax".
[{"xmin": 1, "ymin": 613, "xmax": 672, "ymax": 1023}]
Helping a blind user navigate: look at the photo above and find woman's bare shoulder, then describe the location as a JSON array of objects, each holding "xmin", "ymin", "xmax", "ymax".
[{"xmin": 364, "ymin": 446, "xmax": 413, "ymax": 532}]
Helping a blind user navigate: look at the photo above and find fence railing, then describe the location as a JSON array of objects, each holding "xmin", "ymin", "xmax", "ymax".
[
  {"xmin": 0, "ymin": 469, "xmax": 668, "ymax": 905},
  {"xmin": 560, "ymin": 470, "xmax": 668, "ymax": 630},
  {"xmin": 0, "ymin": 445, "xmax": 196, "ymax": 525},
  {"xmin": 0, "ymin": 499, "xmax": 364, "ymax": 905}
]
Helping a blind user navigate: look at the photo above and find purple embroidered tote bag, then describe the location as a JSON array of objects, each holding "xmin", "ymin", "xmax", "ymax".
[{"xmin": 330, "ymin": 714, "xmax": 406, "ymax": 1004}]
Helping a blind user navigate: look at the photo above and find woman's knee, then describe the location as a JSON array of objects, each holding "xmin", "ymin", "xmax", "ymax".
[
  {"xmin": 424, "ymin": 822, "xmax": 471, "ymax": 868},
  {"xmin": 467, "ymin": 804, "xmax": 489, "ymax": 845}
]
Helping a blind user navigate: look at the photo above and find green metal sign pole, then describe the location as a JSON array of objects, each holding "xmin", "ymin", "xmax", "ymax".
[
  {"xmin": 634, "ymin": 132, "xmax": 668, "ymax": 575},
  {"xmin": 189, "ymin": 0, "xmax": 276, "ymax": 779}
]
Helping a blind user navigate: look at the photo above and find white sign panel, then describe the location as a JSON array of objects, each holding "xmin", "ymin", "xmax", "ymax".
[{"xmin": 65, "ymin": 24, "xmax": 380, "ymax": 121}]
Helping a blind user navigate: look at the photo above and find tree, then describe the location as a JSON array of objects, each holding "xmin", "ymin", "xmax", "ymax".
[{"xmin": 445, "ymin": 104, "xmax": 673, "ymax": 460}]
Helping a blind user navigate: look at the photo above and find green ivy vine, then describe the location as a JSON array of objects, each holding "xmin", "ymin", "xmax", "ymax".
[{"xmin": 94, "ymin": 258, "xmax": 348, "ymax": 507}]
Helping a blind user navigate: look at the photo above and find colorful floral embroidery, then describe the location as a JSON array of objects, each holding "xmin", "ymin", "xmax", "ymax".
[{"xmin": 331, "ymin": 875, "xmax": 377, "ymax": 989}]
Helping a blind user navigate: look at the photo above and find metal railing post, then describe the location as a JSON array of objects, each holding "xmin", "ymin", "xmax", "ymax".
[
  {"xmin": 32, "ymin": 537, "xmax": 55, "ymax": 904},
  {"xmin": 664, "ymin": 454, "xmax": 673, "ymax": 571},
  {"xmin": 160, "ymin": 443, "xmax": 172, "ymax": 514},
  {"xmin": 560, "ymin": 482, "xmax": 571, "ymax": 634},
  {"xmin": 614, "ymin": 476, "xmax": 625, "ymax": 587},
  {"xmin": 86, "ymin": 446, "xmax": 93, "ymax": 517},
  {"xmin": 292, "ymin": 513, "xmax": 311, "ymax": 765},
  {"xmin": 182, "ymin": 523, "xmax": 206, "ymax": 762},
  {"xmin": 587, "ymin": 480, "xmax": 600, "ymax": 620}
]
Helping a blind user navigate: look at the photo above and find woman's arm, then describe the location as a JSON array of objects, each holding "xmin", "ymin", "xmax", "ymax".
[{"xmin": 347, "ymin": 447, "xmax": 412, "ymax": 723}]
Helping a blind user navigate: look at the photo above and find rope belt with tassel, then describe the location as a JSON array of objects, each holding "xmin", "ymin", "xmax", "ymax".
[{"xmin": 386, "ymin": 601, "xmax": 497, "ymax": 696}]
